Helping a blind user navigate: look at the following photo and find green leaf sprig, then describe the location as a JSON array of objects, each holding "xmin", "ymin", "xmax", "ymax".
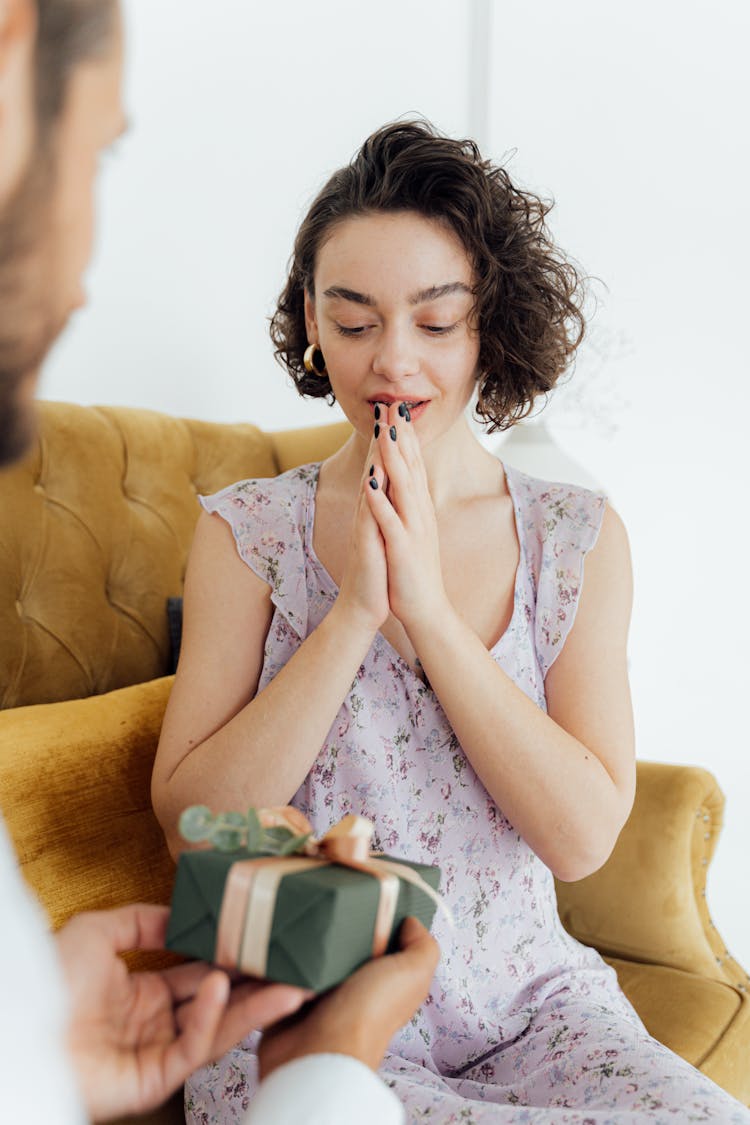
[{"xmin": 178, "ymin": 805, "xmax": 312, "ymax": 855}]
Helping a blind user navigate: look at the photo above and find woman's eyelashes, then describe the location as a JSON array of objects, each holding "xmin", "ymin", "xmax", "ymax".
[{"xmin": 333, "ymin": 321, "xmax": 461, "ymax": 338}]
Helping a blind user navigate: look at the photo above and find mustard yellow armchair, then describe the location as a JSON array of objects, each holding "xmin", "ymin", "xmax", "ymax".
[
  {"xmin": 556, "ymin": 764, "xmax": 750, "ymax": 1101},
  {"xmin": 1, "ymin": 402, "xmax": 748, "ymax": 1125}
]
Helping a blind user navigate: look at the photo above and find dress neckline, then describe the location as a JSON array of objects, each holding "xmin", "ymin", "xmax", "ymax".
[{"xmin": 302, "ymin": 460, "xmax": 528, "ymax": 687}]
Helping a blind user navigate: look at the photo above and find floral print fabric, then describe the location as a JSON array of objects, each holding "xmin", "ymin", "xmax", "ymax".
[{"xmin": 188, "ymin": 462, "xmax": 750, "ymax": 1123}]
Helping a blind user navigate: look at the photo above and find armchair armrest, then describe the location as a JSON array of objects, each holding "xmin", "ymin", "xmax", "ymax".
[
  {"xmin": 555, "ymin": 760, "xmax": 750, "ymax": 992},
  {"xmin": 0, "ymin": 675, "xmax": 176, "ymax": 948}
]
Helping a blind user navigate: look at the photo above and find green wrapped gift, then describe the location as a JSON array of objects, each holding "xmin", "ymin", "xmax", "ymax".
[{"xmin": 165, "ymin": 806, "xmax": 444, "ymax": 993}]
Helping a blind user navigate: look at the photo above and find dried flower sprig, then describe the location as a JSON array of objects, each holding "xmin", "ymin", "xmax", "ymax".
[{"xmin": 178, "ymin": 805, "xmax": 312, "ymax": 855}]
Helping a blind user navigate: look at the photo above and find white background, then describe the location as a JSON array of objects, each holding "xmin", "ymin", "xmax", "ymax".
[{"xmin": 41, "ymin": 2, "xmax": 750, "ymax": 964}]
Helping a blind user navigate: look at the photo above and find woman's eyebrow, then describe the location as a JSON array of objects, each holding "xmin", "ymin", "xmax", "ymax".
[
  {"xmin": 322, "ymin": 281, "xmax": 471, "ymax": 307},
  {"xmin": 409, "ymin": 282, "xmax": 472, "ymax": 305},
  {"xmin": 322, "ymin": 286, "xmax": 376, "ymax": 306}
]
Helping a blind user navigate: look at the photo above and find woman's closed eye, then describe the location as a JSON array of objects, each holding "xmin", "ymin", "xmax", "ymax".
[
  {"xmin": 334, "ymin": 321, "xmax": 461, "ymax": 338},
  {"xmin": 334, "ymin": 323, "xmax": 372, "ymax": 337}
]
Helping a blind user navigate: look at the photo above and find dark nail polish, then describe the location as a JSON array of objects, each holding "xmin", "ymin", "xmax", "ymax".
[
  {"xmin": 374, "ymin": 423, "xmax": 380, "ymax": 439},
  {"xmin": 369, "ymin": 464, "xmax": 375, "ymax": 476},
  {"xmin": 369, "ymin": 477, "xmax": 379, "ymax": 490},
  {"xmin": 404, "ymin": 408, "xmax": 411, "ymax": 422},
  {"xmin": 389, "ymin": 425, "xmax": 397, "ymax": 441},
  {"xmin": 374, "ymin": 404, "xmax": 381, "ymax": 420},
  {"xmin": 398, "ymin": 403, "xmax": 406, "ymax": 417}
]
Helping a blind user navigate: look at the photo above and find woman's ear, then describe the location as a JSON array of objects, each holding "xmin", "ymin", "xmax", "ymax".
[
  {"xmin": 303, "ymin": 288, "xmax": 318, "ymax": 345},
  {"xmin": 0, "ymin": 0, "xmax": 37, "ymax": 207}
]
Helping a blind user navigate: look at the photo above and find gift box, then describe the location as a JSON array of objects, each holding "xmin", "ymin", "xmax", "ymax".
[{"xmin": 165, "ymin": 807, "xmax": 444, "ymax": 993}]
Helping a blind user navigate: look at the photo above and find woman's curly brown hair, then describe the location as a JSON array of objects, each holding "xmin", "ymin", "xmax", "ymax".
[{"xmin": 270, "ymin": 119, "xmax": 592, "ymax": 432}]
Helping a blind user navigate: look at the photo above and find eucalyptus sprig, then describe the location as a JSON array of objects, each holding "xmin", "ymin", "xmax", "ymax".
[{"xmin": 178, "ymin": 805, "xmax": 312, "ymax": 855}]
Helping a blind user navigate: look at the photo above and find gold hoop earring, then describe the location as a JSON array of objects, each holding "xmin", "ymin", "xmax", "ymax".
[{"xmin": 303, "ymin": 344, "xmax": 328, "ymax": 378}]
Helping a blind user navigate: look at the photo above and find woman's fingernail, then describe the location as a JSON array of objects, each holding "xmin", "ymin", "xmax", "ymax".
[
  {"xmin": 369, "ymin": 477, "xmax": 379, "ymax": 490},
  {"xmin": 398, "ymin": 403, "xmax": 406, "ymax": 418},
  {"xmin": 374, "ymin": 423, "xmax": 380, "ymax": 439},
  {"xmin": 404, "ymin": 408, "xmax": 411, "ymax": 422},
  {"xmin": 369, "ymin": 464, "xmax": 375, "ymax": 476},
  {"xmin": 374, "ymin": 404, "xmax": 381, "ymax": 420},
  {"xmin": 389, "ymin": 425, "xmax": 397, "ymax": 441}
]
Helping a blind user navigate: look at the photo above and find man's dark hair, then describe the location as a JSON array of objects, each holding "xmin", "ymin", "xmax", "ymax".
[{"xmin": 34, "ymin": 0, "xmax": 118, "ymax": 145}]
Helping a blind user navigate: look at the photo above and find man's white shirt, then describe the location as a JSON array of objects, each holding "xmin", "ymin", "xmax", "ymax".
[
  {"xmin": 245, "ymin": 1053, "xmax": 404, "ymax": 1124},
  {"xmin": 0, "ymin": 817, "xmax": 86, "ymax": 1124}
]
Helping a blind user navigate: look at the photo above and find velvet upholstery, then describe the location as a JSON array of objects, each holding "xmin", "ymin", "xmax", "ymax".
[
  {"xmin": 0, "ymin": 402, "xmax": 748, "ymax": 1120},
  {"xmin": 555, "ymin": 763, "xmax": 750, "ymax": 1099},
  {"xmin": 0, "ymin": 401, "xmax": 351, "ymax": 709}
]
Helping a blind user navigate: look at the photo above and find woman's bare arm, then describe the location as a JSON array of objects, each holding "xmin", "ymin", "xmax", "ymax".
[
  {"xmin": 151, "ymin": 510, "xmax": 377, "ymax": 858},
  {"xmin": 404, "ymin": 506, "xmax": 635, "ymax": 882}
]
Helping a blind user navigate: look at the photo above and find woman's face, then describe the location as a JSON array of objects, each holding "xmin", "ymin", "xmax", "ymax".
[{"xmin": 305, "ymin": 211, "xmax": 480, "ymax": 446}]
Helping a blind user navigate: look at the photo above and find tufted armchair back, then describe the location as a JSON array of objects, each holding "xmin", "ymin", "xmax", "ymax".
[{"xmin": 0, "ymin": 401, "xmax": 351, "ymax": 709}]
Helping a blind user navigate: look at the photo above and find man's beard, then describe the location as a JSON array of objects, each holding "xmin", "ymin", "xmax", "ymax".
[{"xmin": 0, "ymin": 144, "xmax": 66, "ymax": 469}]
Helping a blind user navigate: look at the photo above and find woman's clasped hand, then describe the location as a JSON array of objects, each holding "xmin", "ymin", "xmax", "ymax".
[{"xmin": 343, "ymin": 399, "xmax": 448, "ymax": 638}]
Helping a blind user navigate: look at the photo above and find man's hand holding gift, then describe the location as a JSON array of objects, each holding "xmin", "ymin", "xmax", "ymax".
[
  {"xmin": 56, "ymin": 803, "xmax": 442, "ymax": 1121},
  {"xmin": 56, "ymin": 903, "xmax": 311, "ymax": 1122},
  {"xmin": 258, "ymin": 913, "xmax": 439, "ymax": 1078}
]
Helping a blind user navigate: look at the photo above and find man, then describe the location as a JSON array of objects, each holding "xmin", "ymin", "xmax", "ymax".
[{"xmin": 0, "ymin": 2, "xmax": 439, "ymax": 1121}]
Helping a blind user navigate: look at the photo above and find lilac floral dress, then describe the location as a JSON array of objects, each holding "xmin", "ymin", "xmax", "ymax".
[{"xmin": 185, "ymin": 461, "xmax": 750, "ymax": 1124}]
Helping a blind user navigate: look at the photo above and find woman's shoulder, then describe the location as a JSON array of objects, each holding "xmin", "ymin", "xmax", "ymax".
[
  {"xmin": 195, "ymin": 464, "xmax": 320, "ymax": 640},
  {"xmin": 502, "ymin": 463, "xmax": 626, "ymax": 676},
  {"xmin": 197, "ymin": 461, "xmax": 319, "ymax": 575},
  {"xmin": 200, "ymin": 462, "xmax": 321, "ymax": 519},
  {"xmin": 503, "ymin": 461, "xmax": 608, "ymax": 561}
]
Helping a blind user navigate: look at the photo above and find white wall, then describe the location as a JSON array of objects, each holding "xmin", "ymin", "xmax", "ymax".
[
  {"xmin": 40, "ymin": 2, "xmax": 750, "ymax": 963},
  {"xmin": 487, "ymin": 0, "xmax": 750, "ymax": 965}
]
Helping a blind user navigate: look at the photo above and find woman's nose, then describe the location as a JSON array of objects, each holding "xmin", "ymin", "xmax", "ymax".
[{"xmin": 371, "ymin": 325, "xmax": 419, "ymax": 382}]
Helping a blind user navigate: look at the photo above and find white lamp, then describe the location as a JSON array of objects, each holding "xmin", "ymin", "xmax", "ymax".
[{"xmin": 494, "ymin": 418, "xmax": 603, "ymax": 491}]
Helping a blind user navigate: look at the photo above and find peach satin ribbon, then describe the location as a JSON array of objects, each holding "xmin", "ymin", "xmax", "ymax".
[{"xmin": 214, "ymin": 812, "xmax": 450, "ymax": 978}]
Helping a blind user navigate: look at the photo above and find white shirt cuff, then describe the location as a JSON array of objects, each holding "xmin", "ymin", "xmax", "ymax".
[{"xmin": 243, "ymin": 1053, "xmax": 404, "ymax": 1125}]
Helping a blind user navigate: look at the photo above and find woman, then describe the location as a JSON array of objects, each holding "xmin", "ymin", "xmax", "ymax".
[{"xmin": 152, "ymin": 121, "xmax": 750, "ymax": 1122}]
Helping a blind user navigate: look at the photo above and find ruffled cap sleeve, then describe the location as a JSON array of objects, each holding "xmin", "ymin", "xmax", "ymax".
[
  {"xmin": 198, "ymin": 472, "xmax": 311, "ymax": 640},
  {"xmin": 510, "ymin": 467, "xmax": 607, "ymax": 679}
]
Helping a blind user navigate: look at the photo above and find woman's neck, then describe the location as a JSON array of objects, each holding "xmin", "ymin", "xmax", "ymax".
[{"xmin": 325, "ymin": 413, "xmax": 503, "ymax": 512}]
